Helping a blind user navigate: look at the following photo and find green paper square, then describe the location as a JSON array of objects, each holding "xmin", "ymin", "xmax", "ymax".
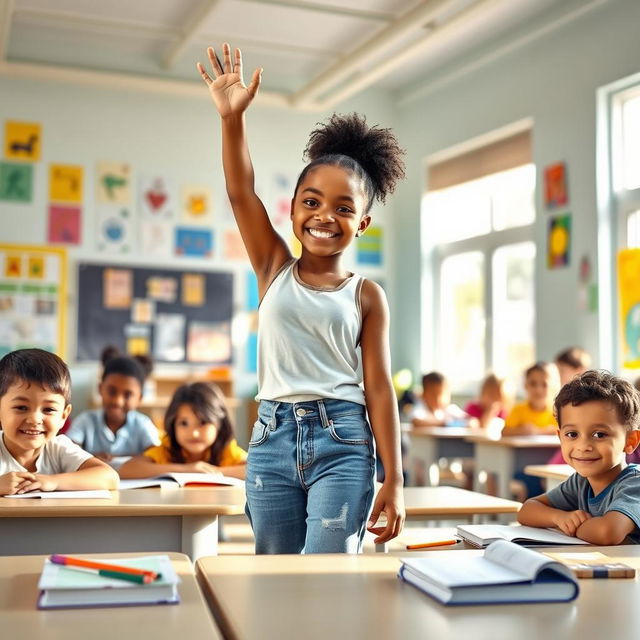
[{"xmin": 0, "ymin": 162, "xmax": 33, "ymax": 202}]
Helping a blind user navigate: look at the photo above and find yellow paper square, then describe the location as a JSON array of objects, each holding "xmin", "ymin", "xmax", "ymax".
[
  {"xmin": 5, "ymin": 121, "xmax": 41, "ymax": 162},
  {"xmin": 5, "ymin": 254, "xmax": 22, "ymax": 278},
  {"xmin": 28, "ymin": 256, "xmax": 45, "ymax": 279},
  {"xmin": 50, "ymin": 164, "xmax": 83, "ymax": 203}
]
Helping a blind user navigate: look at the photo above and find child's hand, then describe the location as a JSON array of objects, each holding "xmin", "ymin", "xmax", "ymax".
[
  {"xmin": 0, "ymin": 471, "xmax": 38, "ymax": 496},
  {"xmin": 184, "ymin": 461, "xmax": 221, "ymax": 475},
  {"xmin": 197, "ymin": 43, "xmax": 262, "ymax": 118},
  {"xmin": 366, "ymin": 480, "xmax": 405, "ymax": 544},
  {"xmin": 12, "ymin": 473, "xmax": 59, "ymax": 494},
  {"xmin": 554, "ymin": 509, "xmax": 592, "ymax": 537}
]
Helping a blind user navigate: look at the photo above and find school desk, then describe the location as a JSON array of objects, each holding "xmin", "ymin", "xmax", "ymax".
[
  {"xmin": 523, "ymin": 464, "xmax": 574, "ymax": 490},
  {"xmin": 196, "ymin": 546, "xmax": 640, "ymax": 640},
  {"xmin": 407, "ymin": 426, "xmax": 477, "ymax": 486},
  {"xmin": 0, "ymin": 487, "xmax": 245, "ymax": 560},
  {"xmin": 466, "ymin": 434, "xmax": 560, "ymax": 498},
  {"xmin": 1, "ymin": 552, "xmax": 220, "ymax": 640}
]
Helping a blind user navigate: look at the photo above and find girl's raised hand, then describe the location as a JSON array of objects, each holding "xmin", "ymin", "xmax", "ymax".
[{"xmin": 197, "ymin": 43, "xmax": 262, "ymax": 118}]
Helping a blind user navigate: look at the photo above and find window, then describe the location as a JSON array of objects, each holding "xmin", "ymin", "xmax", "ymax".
[{"xmin": 422, "ymin": 131, "xmax": 535, "ymax": 393}]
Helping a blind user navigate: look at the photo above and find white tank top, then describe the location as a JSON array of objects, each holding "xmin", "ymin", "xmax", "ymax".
[{"xmin": 257, "ymin": 259, "xmax": 366, "ymax": 405}]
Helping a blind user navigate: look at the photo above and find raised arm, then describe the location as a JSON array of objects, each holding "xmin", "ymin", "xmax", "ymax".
[{"xmin": 197, "ymin": 44, "xmax": 290, "ymax": 291}]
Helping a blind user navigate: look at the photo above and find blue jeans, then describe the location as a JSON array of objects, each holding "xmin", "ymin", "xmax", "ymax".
[{"xmin": 245, "ymin": 398, "xmax": 376, "ymax": 554}]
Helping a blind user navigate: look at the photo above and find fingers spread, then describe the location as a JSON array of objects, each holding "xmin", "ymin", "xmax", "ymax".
[
  {"xmin": 222, "ymin": 42, "xmax": 232, "ymax": 73},
  {"xmin": 234, "ymin": 48, "xmax": 243, "ymax": 78},
  {"xmin": 207, "ymin": 47, "xmax": 223, "ymax": 77},
  {"xmin": 247, "ymin": 68, "xmax": 263, "ymax": 99}
]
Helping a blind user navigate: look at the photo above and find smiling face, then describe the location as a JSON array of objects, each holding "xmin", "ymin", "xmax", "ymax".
[
  {"xmin": 525, "ymin": 369, "xmax": 556, "ymax": 411},
  {"xmin": 291, "ymin": 164, "xmax": 370, "ymax": 258},
  {"xmin": 558, "ymin": 400, "xmax": 639, "ymax": 487},
  {"xmin": 98, "ymin": 373, "xmax": 142, "ymax": 429},
  {"xmin": 0, "ymin": 379, "xmax": 71, "ymax": 461},
  {"xmin": 174, "ymin": 403, "xmax": 218, "ymax": 461}
]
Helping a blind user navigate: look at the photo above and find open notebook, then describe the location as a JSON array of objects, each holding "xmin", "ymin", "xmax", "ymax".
[
  {"xmin": 456, "ymin": 524, "xmax": 588, "ymax": 548},
  {"xmin": 118, "ymin": 472, "xmax": 244, "ymax": 489}
]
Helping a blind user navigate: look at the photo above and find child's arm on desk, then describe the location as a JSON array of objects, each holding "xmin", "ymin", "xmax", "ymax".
[
  {"xmin": 518, "ymin": 493, "xmax": 592, "ymax": 536},
  {"xmin": 119, "ymin": 455, "xmax": 223, "ymax": 478},
  {"xmin": 575, "ymin": 511, "xmax": 636, "ymax": 545}
]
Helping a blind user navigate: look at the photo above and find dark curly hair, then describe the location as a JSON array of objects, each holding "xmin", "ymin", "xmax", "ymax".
[
  {"xmin": 554, "ymin": 370, "xmax": 640, "ymax": 429},
  {"xmin": 294, "ymin": 113, "xmax": 405, "ymax": 213},
  {"xmin": 164, "ymin": 382, "xmax": 234, "ymax": 465},
  {"xmin": 100, "ymin": 345, "xmax": 153, "ymax": 394}
]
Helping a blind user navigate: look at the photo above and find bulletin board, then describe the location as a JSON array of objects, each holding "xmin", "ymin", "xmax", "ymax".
[
  {"xmin": 76, "ymin": 262, "xmax": 233, "ymax": 364},
  {"xmin": 0, "ymin": 244, "xmax": 67, "ymax": 358}
]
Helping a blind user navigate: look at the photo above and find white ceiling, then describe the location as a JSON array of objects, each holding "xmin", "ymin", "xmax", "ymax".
[{"xmin": 0, "ymin": 0, "xmax": 609, "ymax": 109}]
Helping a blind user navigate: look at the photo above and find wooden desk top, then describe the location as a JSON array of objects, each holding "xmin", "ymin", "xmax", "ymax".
[
  {"xmin": 409, "ymin": 426, "xmax": 480, "ymax": 439},
  {"xmin": 0, "ymin": 487, "xmax": 246, "ymax": 518},
  {"xmin": 524, "ymin": 464, "xmax": 574, "ymax": 480},
  {"xmin": 465, "ymin": 434, "xmax": 559, "ymax": 447},
  {"xmin": 2, "ymin": 552, "xmax": 220, "ymax": 640},
  {"xmin": 197, "ymin": 546, "xmax": 640, "ymax": 640},
  {"xmin": 403, "ymin": 486, "xmax": 521, "ymax": 517}
]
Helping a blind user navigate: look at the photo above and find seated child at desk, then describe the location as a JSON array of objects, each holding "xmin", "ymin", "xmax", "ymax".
[
  {"xmin": 555, "ymin": 346, "xmax": 592, "ymax": 386},
  {"xmin": 503, "ymin": 362, "xmax": 560, "ymax": 436},
  {"xmin": 66, "ymin": 349, "xmax": 160, "ymax": 465},
  {"xmin": 518, "ymin": 370, "xmax": 640, "ymax": 544},
  {"xmin": 410, "ymin": 371, "xmax": 468, "ymax": 428},
  {"xmin": 119, "ymin": 382, "xmax": 247, "ymax": 479},
  {"xmin": 464, "ymin": 373, "xmax": 508, "ymax": 431},
  {"xmin": 0, "ymin": 348, "xmax": 118, "ymax": 496}
]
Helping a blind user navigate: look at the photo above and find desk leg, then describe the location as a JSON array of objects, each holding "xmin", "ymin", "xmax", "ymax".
[
  {"xmin": 182, "ymin": 515, "xmax": 219, "ymax": 560},
  {"xmin": 473, "ymin": 445, "xmax": 514, "ymax": 499},
  {"xmin": 408, "ymin": 436, "xmax": 438, "ymax": 486},
  {"xmin": 375, "ymin": 542, "xmax": 388, "ymax": 553}
]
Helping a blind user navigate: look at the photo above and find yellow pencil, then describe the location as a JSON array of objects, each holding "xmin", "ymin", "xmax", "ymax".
[{"xmin": 406, "ymin": 539, "xmax": 458, "ymax": 550}]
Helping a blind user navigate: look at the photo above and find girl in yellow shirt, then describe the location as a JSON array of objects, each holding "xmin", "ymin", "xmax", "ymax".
[{"xmin": 119, "ymin": 382, "xmax": 246, "ymax": 479}]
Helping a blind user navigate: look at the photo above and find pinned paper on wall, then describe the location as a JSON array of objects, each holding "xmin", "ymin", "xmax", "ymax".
[
  {"xmin": 48, "ymin": 205, "xmax": 81, "ymax": 245},
  {"xmin": 223, "ymin": 229, "xmax": 248, "ymax": 261},
  {"xmin": 182, "ymin": 273, "xmax": 205, "ymax": 306},
  {"xmin": 547, "ymin": 214, "xmax": 571, "ymax": 269},
  {"xmin": 28, "ymin": 256, "xmax": 45, "ymax": 279},
  {"xmin": 103, "ymin": 268, "xmax": 133, "ymax": 309},
  {"xmin": 357, "ymin": 226, "xmax": 383, "ymax": 266},
  {"xmin": 175, "ymin": 227, "xmax": 213, "ymax": 258},
  {"xmin": 139, "ymin": 221, "xmax": 172, "ymax": 257},
  {"xmin": 246, "ymin": 271, "xmax": 259, "ymax": 373},
  {"xmin": 4, "ymin": 121, "xmax": 41, "ymax": 162},
  {"xmin": 96, "ymin": 206, "xmax": 133, "ymax": 253},
  {"xmin": 544, "ymin": 162, "xmax": 568, "ymax": 209},
  {"xmin": 125, "ymin": 324, "xmax": 151, "ymax": 357},
  {"xmin": 269, "ymin": 172, "xmax": 293, "ymax": 227},
  {"xmin": 618, "ymin": 249, "xmax": 640, "ymax": 368},
  {"xmin": 153, "ymin": 313, "xmax": 186, "ymax": 362},
  {"xmin": 186, "ymin": 321, "xmax": 231, "ymax": 363},
  {"xmin": 139, "ymin": 175, "xmax": 175, "ymax": 219},
  {"xmin": 49, "ymin": 164, "xmax": 83, "ymax": 203},
  {"xmin": 97, "ymin": 162, "xmax": 131, "ymax": 204},
  {"xmin": 4, "ymin": 255, "xmax": 22, "ymax": 278},
  {"xmin": 182, "ymin": 185, "xmax": 213, "ymax": 224},
  {"xmin": 146, "ymin": 276, "xmax": 177, "ymax": 303},
  {"xmin": 0, "ymin": 162, "xmax": 33, "ymax": 202},
  {"xmin": 131, "ymin": 299, "xmax": 155, "ymax": 324}
]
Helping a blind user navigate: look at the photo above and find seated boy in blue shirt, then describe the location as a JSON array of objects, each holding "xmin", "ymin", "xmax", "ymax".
[{"xmin": 518, "ymin": 370, "xmax": 640, "ymax": 544}]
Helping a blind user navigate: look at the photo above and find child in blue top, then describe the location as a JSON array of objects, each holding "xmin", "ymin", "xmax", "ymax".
[
  {"xmin": 518, "ymin": 370, "xmax": 640, "ymax": 544},
  {"xmin": 67, "ymin": 349, "xmax": 159, "ymax": 464},
  {"xmin": 197, "ymin": 43, "xmax": 406, "ymax": 553}
]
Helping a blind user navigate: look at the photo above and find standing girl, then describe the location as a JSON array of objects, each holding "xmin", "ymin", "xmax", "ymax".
[
  {"xmin": 119, "ymin": 382, "xmax": 246, "ymax": 479},
  {"xmin": 197, "ymin": 43, "xmax": 406, "ymax": 553}
]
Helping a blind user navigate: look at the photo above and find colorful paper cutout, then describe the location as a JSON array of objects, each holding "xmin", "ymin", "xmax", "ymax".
[
  {"xmin": 547, "ymin": 214, "xmax": 571, "ymax": 268},
  {"xmin": 175, "ymin": 227, "xmax": 213, "ymax": 258},
  {"xmin": 182, "ymin": 185, "xmax": 213, "ymax": 224},
  {"xmin": 103, "ymin": 268, "xmax": 133, "ymax": 309},
  {"xmin": 139, "ymin": 175, "xmax": 175, "ymax": 219},
  {"xmin": 146, "ymin": 276, "xmax": 177, "ymax": 303},
  {"xmin": 97, "ymin": 162, "xmax": 131, "ymax": 204},
  {"xmin": 28, "ymin": 256, "xmax": 45, "ymax": 280},
  {"xmin": 618, "ymin": 249, "xmax": 640, "ymax": 368},
  {"xmin": 5, "ymin": 255, "xmax": 22, "ymax": 278},
  {"xmin": 49, "ymin": 164, "xmax": 83, "ymax": 203},
  {"xmin": 0, "ymin": 163, "xmax": 33, "ymax": 202},
  {"xmin": 182, "ymin": 273, "xmax": 205, "ymax": 306},
  {"xmin": 153, "ymin": 313, "xmax": 186, "ymax": 362},
  {"xmin": 544, "ymin": 162, "xmax": 568, "ymax": 209},
  {"xmin": 131, "ymin": 299, "xmax": 155, "ymax": 324},
  {"xmin": 4, "ymin": 121, "xmax": 41, "ymax": 162},
  {"xmin": 223, "ymin": 229, "xmax": 248, "ymax": 261},
  {"xmin": 139, "ymin": 221, "xmax": 172, "ymax": 257},
  {"xmin": 186, "ymin": 321, "xmax": 231, "ymax": 363},
  {"xmin": 357, "ymin": 226, "xmax": 383, "ymax": 266},
  {"xmin": 96, "ymin": 206, "xmax": 133, "ymax": 253},
  {"xmin": 125, "ymin": 324, "xmax": 151, "ymax": 357},
  {"xmin": 48, "ymin": 205, "xmax": 81, "ymax": 245}
]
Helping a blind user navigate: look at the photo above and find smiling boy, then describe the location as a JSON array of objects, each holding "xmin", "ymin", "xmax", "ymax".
[
  {"xmin": 518, "ymin": 370, "xmax": 640, "ymax": 544},
  {"xmin": 0, "ymin": 349, "xmax": 119, "ymax": 496}
]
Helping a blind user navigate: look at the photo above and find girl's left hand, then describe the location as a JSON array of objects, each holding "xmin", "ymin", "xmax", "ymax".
[{"xmin": 366, "ymin": 479, "xmax": 405, "ymax": 544}]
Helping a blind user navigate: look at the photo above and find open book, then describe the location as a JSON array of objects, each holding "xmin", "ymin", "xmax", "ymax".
[
  {"xmin": 38, "ymin": 555, "xmax": 180, "ymax": 609},
  {"xmin": 456, "ymin": 524, "xmax": 588, "ymax": 548},
  {"xmin": 398, "ymin": 540, "xmax": 579, "ymax": 605},
  {"xmin": 118, "ymin": 472, "xmax": 245, "ymax": 490}
]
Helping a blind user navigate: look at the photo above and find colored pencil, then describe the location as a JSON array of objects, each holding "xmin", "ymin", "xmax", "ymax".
[
  {"xmin": 49, "ymin": 554, "xmax": 160, "ymax": 581},
  {"xmin": 406, "ymin": 539, "xmax": 458, "ymax": 550}
]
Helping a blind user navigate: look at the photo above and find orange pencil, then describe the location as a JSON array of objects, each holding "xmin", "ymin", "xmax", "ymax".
[
  {"xmin": 406, "ymin": 539, "xmax": 458, "ymax": 550},
  {"xmin": 50, "ymin": 554, "xmax": 159, "ymax": 580}
]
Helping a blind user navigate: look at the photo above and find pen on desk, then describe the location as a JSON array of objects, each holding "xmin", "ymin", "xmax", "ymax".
[
  {"xmin": 49, "ymin": 555, "xmax": 160, "ymax": 581},
  {"xmin": 58, "ymin": 565, "xmax": 154, "ymax": 584},
  {"xmin": 406, "ymin": 539, "xmax": 458, "ymax": 550}
]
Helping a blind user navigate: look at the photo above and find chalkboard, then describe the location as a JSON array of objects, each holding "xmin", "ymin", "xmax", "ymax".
[{"xmin": 76, "ymin": 263, "xmax": 233, "ymax": 364}]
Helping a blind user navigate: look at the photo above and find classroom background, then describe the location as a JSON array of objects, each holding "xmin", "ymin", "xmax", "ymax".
[{"xmin": 1, "ymin": 0, "xmax": 640, "ymax": 447}]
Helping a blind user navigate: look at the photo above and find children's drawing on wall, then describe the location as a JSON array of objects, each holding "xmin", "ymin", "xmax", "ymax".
[
  {"xmin": 4, "ymin": 121, "xmax": 41, "ymax": 162},
  {"xmin": 49, "ymin": 164, "xmax": 83, "ymax": 203},
  {"xmin": 153, "ymin": 313, "xmax": 186, "ymax": 361},
  {"xmin": 618, "ymin": 248, "xmax": 640, "ymax": 368},
  {"xmin": 357, "ymin": 225, "xmax": 383, "ymax": 266},
  {"xmin": 146, "ymin": 276, "xmax": 177, "ymax": 303},
  {"xmin": 96, "ymin": 206, "xmax": 133, "ymax": 253},
  {"xmin": 181, "ymin": 185, "xmax": 213, "ymax": 224},
  {"xmin": 139, "ymin": 175, "xmax": 175, "ymax": 219},
  {"xmin": 131, "ymin": 299, "xmax": 155, "ymax": 324},
  {"xmin": 269, "ymin": 171, "xmax": 294, "ymax": 228},
  {"xmin": 125, "ymin": 323, "xmax": 151, "ymax": 357},
  {"xmin": 27, "ymin": 255, "xmax": 45, "ymax": 279},
  {"xmin": 139, "ymin": 220, "xmax": 172, "ymax": 257},
  {"xmin": 223, "ymin": 229, "xmax": 248, "ymax": 261},
  {"xmin": 246, "ymin": 271, "xmax": 259, "ymax": 373},
  {"xmin": 97, "ymin": 162, "xmax": 131, "ymax": 204},
  {"xmin": 103, "ymin": 268, "xmax": 132, "ymax": 309},
  {"xmin": 577, "ymin": 254, "xmax": 598, "ymax": 313},
  {"xmin": 547, "ymin": 214, "xmax": 571, "ymax": 268},
  {"xmin": 175, "ymin": 227, "xmax": 213, "ymax": 258},
  {"xmin": 182, "ymin": 273, "xmax": 205, "ymax": 306},
  {"xmin": 0, "ymin": 163, "xmax": 33, "ymax": 202},
  {"xmin": 48, "ymin": 205, "xmax": 81, "ymax": 245},
  {"xmin": 186, "ymin": 321, "xmax": 231, "ymax": 363},
  {"xmin": 544, "ymin": 162, "xmax": 568, "ymax": 209},
  {"xmin": 4, "ymin": 255, "xmax": 22, "ymax": 278}
]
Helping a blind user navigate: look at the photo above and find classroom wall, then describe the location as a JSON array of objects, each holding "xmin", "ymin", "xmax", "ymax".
[
  {"xmin": 0, "ymin": 73, "xmax": 395, "ymax": 431},
  {"xmin": 392, "ymin": 0, "xmax": 640, "ymax": 381}
]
